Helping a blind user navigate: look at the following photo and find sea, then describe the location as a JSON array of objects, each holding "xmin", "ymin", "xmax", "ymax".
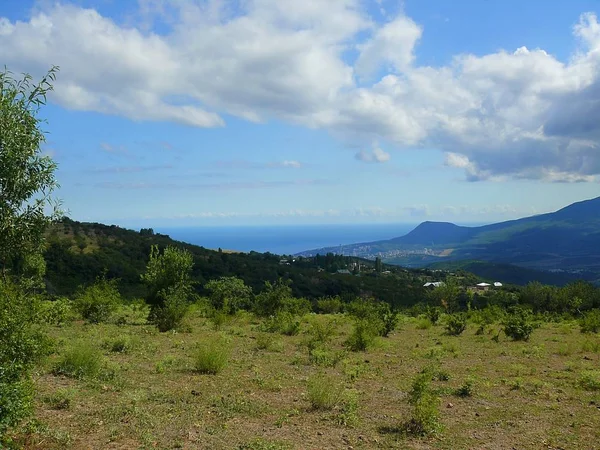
[{"xmin": 154, "ymin": 223, "xmax": 418, "ymax": 256}]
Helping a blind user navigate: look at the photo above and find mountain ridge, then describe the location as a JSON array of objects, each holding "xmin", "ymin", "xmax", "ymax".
[{"xmin": 296, "ymin": 196, "xmax": 600, "ymax": 280}]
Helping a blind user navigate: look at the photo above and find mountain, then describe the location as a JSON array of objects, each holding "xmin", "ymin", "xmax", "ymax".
[{"xmin": 297, "ymin": 196, "xmax": 600, "ymax": 281}]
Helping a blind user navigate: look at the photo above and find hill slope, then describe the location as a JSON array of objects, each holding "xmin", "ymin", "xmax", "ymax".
[
  {"xmin": 297, "ymin": 196, "xmax": 600, "ymax": 280},
  {"xmin": 43, "ymin": 218, "xmax": 427, "ymax": 307}
]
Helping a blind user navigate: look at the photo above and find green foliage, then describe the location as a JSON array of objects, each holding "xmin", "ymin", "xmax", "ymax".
[
  {"xmin": 141, "ymin": 245, "xmax": 194, "ymax": 308},
  {"xmin": 0, "ymin": 66, "xmax": 61, "ymax": 274},
  {"xmin": 346, "ymin": 297, "xmax": 398, "ymax": 337},
  {"xmin": 53, "ymin": 343, "xmax": 103, "ymax": 379},
  {"xmin": 316, "ymin": 296, "xmax": 343, "ymax": 314},
  {"xmin": 260, "ymin": 311, "xmax": 301, "ymax": 336},
  {"xmin": 445, "ymin": 313, "xmax": 467, "ymax": 336},
  {"xmin": 0, "ymin": 280, "xmax": 47, "ymax": 436},
  {"xmin": 148, "ymin": 285, "xmax": 190, "ymax": 332},
  {"xmin": 42, "ymin": 389, "xmax": 74, "ymax": 410},
  {"xmin": 380, "ymin": 307, "xmax": 400, "ymax": 337},
  {"xmin": 254, "ymin": 279, "xmax": 311, "ymax": 317},
  {"xmin": 578, "ymin": 370, "xmax": 600, "ymax": 391},
  {"xmin": 193, "ymin": 338, "xmax": 229, "ymax": 374},
  {"xmin": 503, "ymin": 307, "xmax": 535, "ymax": 341},
  {"xmin": 345, "ymin": 319, "xmax": 377, "ymax": 352},
  {"xmin": 403, "ymin": 367, "xmax": 440, "ymax": 436},
  {"xmin": 254, "ymin": 333, "xmax": 283, "ymax": 352},
  {"xmin": 206, "ymin": 276, "xmax": 252, "ymax": 315},
  {"xmin": 579, "ymin": 309, "xmax": 600, "ymax": 334},
  {"xmin": 415, "ymin": 317, "xmax": 432, "ymax": 329},
  {"xmin": 307, "ymin": 374, "xmax": 344, "ymax": 410},
  {"xmin": 37, "ymin": 297, "xmax": 75, "ymax": 326},
  {"xmin": 74, "ymin": 276, "xmax": 121, "ymax": 323},
  {"xmin": 425, "ymin": 306, "xmax": 442, "ymax": 324},
  {"xmin": 112, "ymin": 300, "xmax": 149, "ymax": 326},
  {"xmin": 454, "ymin": 377, "xmax": 475, "ymax": 397},
  {"xmin": 0, "ymin": 66, "xmax": 60, "ymax": 439}
]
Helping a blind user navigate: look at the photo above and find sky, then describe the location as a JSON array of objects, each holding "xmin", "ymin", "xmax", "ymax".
[{"xmin": 1, "ymin": 0, "xmax": 600, "ymax": 228}]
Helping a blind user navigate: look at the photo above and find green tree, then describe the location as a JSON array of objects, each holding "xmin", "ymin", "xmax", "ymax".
[
  {"xmin": 0, "ymin": 67, "xmax": 60, "ymax": 440},
  {"xmin": 0, "ymin": 66, "xmax": 61, "ymax": 278},
  {"xmin": 206, "ymin": 276, "xmax": 252, "ymax": 314},
  {"xmin": 141, "ymin": 245, "xmax": 194, "ymax": 307},
  {"xmin": 141, "ymin": 245, "xmax": 194, "ymax": 331},
  {"xmin": 375, "ymin": 257, "xmax": 383, "ymax": 273}
]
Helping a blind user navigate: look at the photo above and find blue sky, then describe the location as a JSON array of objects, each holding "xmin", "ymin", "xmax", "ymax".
[{"xmin": 1, "ymin": 0, "xmax": 600, "ymax": 227}]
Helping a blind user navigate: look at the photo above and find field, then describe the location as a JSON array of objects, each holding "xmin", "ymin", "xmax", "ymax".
[{"xmin": 19, "ymin": 311, "xmax": 600, "ymax": 450}]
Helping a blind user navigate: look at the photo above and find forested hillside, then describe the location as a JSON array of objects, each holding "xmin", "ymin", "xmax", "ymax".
[{"xmin": 44, "ymin": 218, "xmax": 428, "ymax": 308}]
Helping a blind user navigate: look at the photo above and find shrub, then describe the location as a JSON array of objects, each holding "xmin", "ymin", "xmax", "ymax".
[
  {"xmin": 38, "ymin": 297, "xmax": 74, "ymax": 326},
  {"xmin": 255, "ymin": 333, "xmax": 283, "ymax": 352},
  {"xmin": 445, "ymin": 313, "xmax": 467, "ymax": 336},
  {"xmin": 105, "ymin": 335, "xmax": 134, "ymax": 353},
  {"xmin": 316, "ymin": 296, "xmax": 343, "ymax": 314},
  {"xmin": 74, "ymin": 277, "xmax": 121, "ymax": 324},
  {"xmin": 53, "ymin": 343, "xmax": 103, "ymax": 379},
  {"xmin": 149, "ymin": 285, "xmax": 189, "ymax": 332},
  {"xmin": 404, "ymin": 367, "xmax": 440, "ymax": 436},
  {"xmin": 0, "ymin": 281, "xmax": 47, "ymax": 437},
  {"xmin": 454, "ymin": 377, "xmax": 475, "ymax": 397},
  {"xmin": 305, "ymin": 317, "xmax": 338, "ymax": 348},
  {"xmin": 415, "ymin": 317, "xmax": 432, "ymax": 330},
  {"xmin": 503, "ymin": 307, "xmax": 535, "ymax": 341},
  {"xmin": 206, "ymin": 276, "xmax": 252, "ymax": 315},
  {"xmin": 345, "ymin": 319, "xmax": 377, "ymax": 352},
  {"xmin": 193, "ymin": 339, "xmax": 229, "ymax": 374},
  {"xmin": 307, "ymin": 374, "xmax": 344, "ymax": 410},
  {"xmin": 425, "ymin": 306, "xmax": 441, "ymax": 324},
  {"xmin": 578, "ymin": 370, "xmax": 600, "ymax": 391},
  {"xmin": 260, "ymin": 311, "xmax": 301, "ymax": 336},
  {"xmin": 579, "ymin": 309, "xmax": 600, "ymax": 334},
  {"xmin": 380, "ymin": 307, "xmax": 400, "ymax": 337},
  {"xmin": 112, "ymin": 300, "xmax": 149, "ymax": 326}
]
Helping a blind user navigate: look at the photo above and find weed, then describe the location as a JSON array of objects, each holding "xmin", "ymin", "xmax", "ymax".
[
  {"xmin": 581, "ymin": 339, "xmax": 600, "ymax": 353},
  {"xmin": 53, "ymin": 343, "xmax": 103, "ymax": 379},
  {"xmin": 105, "ymin": 335, "xmax": 134, "ymax": 353},
  {"xmin": 403, "ymin": 367, "xmax": 440, "ymax": 436},
  {"xmin": 455, "ymin": 377, "xmax": 475, "ymax": 397},
  {"xmin": 307, "ymin": 374, "xmax": 344, "ymax": 410},
  {"xmin": 579, "ymin": 309, "xmax": 600, "ymax": 334},
  {"xmin": 415, "ymin": 317, "xmax": 432, "ymax": 330},
  {"xmin": 193, "ymin": 338, "xmax": 229, "ymax": 374},
  {"xmin": 261, "ymin": 311, "xmax": 301, "ymax": 336},
  {"xmin": 255, "ymin": 333, "xmax": 283, "ymax": 352},
  {"xmin": 42, "ymin": 389, "xmax": 74, "ymax": 410},
  {"xmin": 578, "ymin": 370, "xmax": 600, "ymax": 391},
  {"xmin": 345, "ymin": 319, "xmax": 377, "ymax": 352}
]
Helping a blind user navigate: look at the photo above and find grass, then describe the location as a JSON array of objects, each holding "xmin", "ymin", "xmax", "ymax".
[
  {"xmin": 13, "ymin": 314, "xmax": 600, "ymax": 449},
  {"xmin": 192, "ymin": 337, "xmax": 230, "ymax": 374}
]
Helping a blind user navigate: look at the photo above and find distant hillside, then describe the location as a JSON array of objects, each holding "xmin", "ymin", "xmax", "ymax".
[
  {"xmin": 297, "ymin": 196, "xmax": 600, "ymax": 282},
  {"xmin": 43, "ymin": 218, "xmax": 428, "ymax": 308}
]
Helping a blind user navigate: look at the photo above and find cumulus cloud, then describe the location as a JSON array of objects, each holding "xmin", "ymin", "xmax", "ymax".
[
  {"xmin": 355, "ymin": 146, "xmax": 391, "ymax": 163},
  {"xmin": 3, "ymin": 3, "xmax": 600, "ymax": 181}
]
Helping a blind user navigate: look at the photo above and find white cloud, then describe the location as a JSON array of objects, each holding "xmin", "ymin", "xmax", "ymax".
[
  {"xmin": 355, "ymin": 146, "xmax": 391, "ymax": 163},
  {"xmin": 3, "ymin": 3, "xmax": 600, "ymax": 181}
]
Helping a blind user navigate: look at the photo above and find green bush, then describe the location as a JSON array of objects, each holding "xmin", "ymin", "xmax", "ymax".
[
  {"xmin": 445, "ymin": 313, "xmax": 467, "ymax": 336},
  {"xmin": 454, "ymin": 377, "xmax": 475, "ymax": 397},
  {"xmin": 38, "ymin": 297, "xmax": 74, "ymax": 326},
  {"xmin": 403, "ymin": 367, "xmax": 440, "ymax": 436},
  {"xmin": 104, "ymin": 335, "xmax": 135, "ymax": 353},
  {"xmin": 503, "ymin": 307, "xmax": 535, "ymax": 341},
  {"xmin": 307, "ymin": 374, "xmax": 344, "ymax": 410},
  {"xmin": 74, "ymin": 277, "xmax": 121, "ymax": 324},
  {"xmin": 112, "ymin": 300, "xmax": 149, "ymax": 326},
  {"xmin": 345, "ymin": 319, "xmax": 377, "ymax": 352},
  {"xmin": 260, "ymin": 311, "xmax": 301, "ymax": 336},
  {"xmin": 578, "ymin": 370, "xmax": 600, "ymax": 391},
  {"xmin": 53, "ymin": 343, "xmax": 103, "ymax": 379},
  {"xmin": 149, "ymin": 285, "xmax": 189, "ymax": 332},
  {"xmin": 579, "ymin": 309, "xmax": 600, "ymax": 334},
  {"xmin": 255, "ymin": 333, "xmax": 283, "ymax": 352},
  {"xmin": 0, "ymin": 281, "xmax": 47, "ymax": 436},
  {"xmin": 415, "ymin": 317, "xmax": 432, "ymax": 329},
  {"xmin": 425, "ymin": 306, "xmax": 441, "ymax": 324},
  {"xmin": 193, "ymin": 339, "xmax": 229, "ymax": 374},
  {"xmin": 316, "ymin": 296, "xmax": 343, "ymax": 314}
]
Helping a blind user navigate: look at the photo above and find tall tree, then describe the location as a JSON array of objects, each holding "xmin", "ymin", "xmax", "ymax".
[
  {"xmin": 0, "ymin": 66, "xmax": 60, "ymax": 439},
  {"xmin": 0, "ymin": 66, "xmax": 61, "ymax": 279}
]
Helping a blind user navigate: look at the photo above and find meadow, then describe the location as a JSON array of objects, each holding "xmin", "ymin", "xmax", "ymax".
[{"xmin": 17, "ymin": 307, "xmax": 600, "ymax": 449}]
